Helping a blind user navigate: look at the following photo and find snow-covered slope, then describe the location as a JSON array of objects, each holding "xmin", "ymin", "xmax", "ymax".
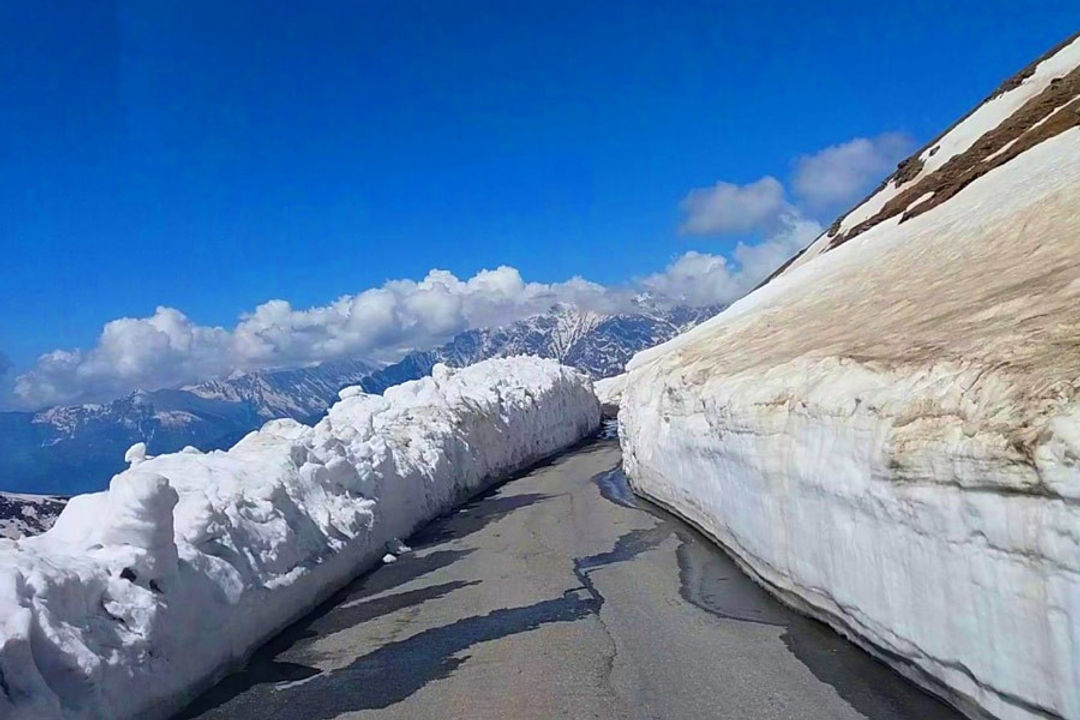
[
  {"xmin": 0, "ymin": 357, "xmax": 599, "ymax": 720},
  {"xmin": 359, "ymin": 304, "xmax": 719, "ymax": 394},
  {"xmin": 0, "ymin": 492, "xmax": 66, "ymax": 539},
  {"xmin": 182, "ymin": 357, "xmax": 378, "ymax": 420},
  {"xmin": 620, "ymin": 33, "xmax": 1080, "ymax": 720},
  {"xmin": 770, "ymin": 30, "xmax": 1080, "ymax": 281}
]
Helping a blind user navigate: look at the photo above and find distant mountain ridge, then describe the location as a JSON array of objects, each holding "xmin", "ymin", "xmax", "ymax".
[
  {"xmin": 0, "ymin": 304, "xmax": 718, "ymax": 496},
  {"xmin": 0, "ymin": 358, "xmax": 377, "ymax": 496},
  {"xmin": 183, "ymin": 357, "xmax": 377, "ymax": 420},
  {"xmin": 360, "ymin": 304, "xmax": 719, "ymax": 393}
]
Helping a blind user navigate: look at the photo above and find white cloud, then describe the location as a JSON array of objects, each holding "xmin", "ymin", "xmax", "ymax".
[
  {"xmin": 10, "ymin": 131, "xmax": 906, "ymax": 410},
  {"xmin": 645, "ymin": 212, "xmax": 822, "ymax": 305},
  {"xmin": 792, "ymin": 132, "xmax": 915, "ymax": 210},
  {"xmin": 732, "ymin": 212, "xmax": 822, "ymax": 283},
  {"xmin": 12, "ymin": 243, "xmax": 809, "ymax": 410},
  {"xmin": 10, "ymin": 267, "xmax": 619, "ymax": 408},
  {"xmin": 13, "ymin": 310, "xmax": 233, "ymax": 409},
  {"xmin": 674, "ymin": 131, "xmax": 908, "ymax": 289},
  {"xmin": 641, "ymin": 251, "xmax": 734, "ymax": 306},
  {"xmin": 678, "ymin": 176, "xmax": 789, "ymax": 235}
]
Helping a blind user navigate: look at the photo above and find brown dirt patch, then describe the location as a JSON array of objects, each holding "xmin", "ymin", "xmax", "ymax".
[
  {"xmin": 826, "ymin": 64, "xmax": 1080, "ymax": 250},
  {"xmin": 759, "ymin": 30, "xmax": 1080, "ymax": 289},
  {"xmin": 756, "ymin": 31, "xmax": 1080, "ymax": 289}
]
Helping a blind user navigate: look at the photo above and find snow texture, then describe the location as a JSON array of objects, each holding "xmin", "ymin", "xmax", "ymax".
[
  {"xmin": 786, "ymin": 32, "xmax": 1080, "ymax": 274},
  {"xmin": 595, "ymin": 374, "xmax": 627, "ymax": 418},
  {"xmin": 620, "ymin": 126, "xmax": 1080, "ymax": 720},
  {"xmin": 0, "ymin": 357, "xmax": 600, "ymax": 720}
]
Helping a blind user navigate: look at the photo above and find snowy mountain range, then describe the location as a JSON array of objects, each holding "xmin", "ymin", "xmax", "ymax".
[
  {"xmin": 0, "ymin": 357, "xmax": 378, "ymax": 498},
  {"xmin": 0, "ymin": 304, "xmax": 718, "ymax": 499},
  {"xmin": 359, "ymin": 304, "xmax": 718, "ymax": 393}
]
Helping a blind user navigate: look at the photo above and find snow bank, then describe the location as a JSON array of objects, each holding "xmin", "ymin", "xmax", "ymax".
[
  {"xmin": 620, "ymin": 126, "xmax": 1080, "ymax": 720},
  {"xmin": 0, "ymin": 357, "xmax": 599, "ymax": 720},
  {"xmin": 595, "ymin": 374, "xmax": 627, "ymax": 417}
]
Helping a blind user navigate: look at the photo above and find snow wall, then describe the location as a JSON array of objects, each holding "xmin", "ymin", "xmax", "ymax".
[
  {"xmin": 619, "ymin": 127, "xmax": 1080, "ymax": 717},
  {"xmin": 594, "ymin": 374, "xmax": 626, "ymax": 418},
  {"xmin": 0, "ymin": 357, "xmax": 600, "ymax": 720}
]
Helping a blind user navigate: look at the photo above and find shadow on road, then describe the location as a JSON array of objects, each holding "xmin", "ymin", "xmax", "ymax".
[
  {"xmin": 409, "ymin": 490, "xmax": 554, "ymax": 549},
  {"xmin": 176, "ymin": 441, "xmax": 610, "ymax": 719},
  {"xmin": 176, "ymin": 579, "xmax": 480, "ymax": 719},
  {"xmin": 206, "ymin": 590, "xmax": 600, "ymax": 719},
  {"xmin": 593, "ymin": 466, "xmax": 963, "ymax": 720}
]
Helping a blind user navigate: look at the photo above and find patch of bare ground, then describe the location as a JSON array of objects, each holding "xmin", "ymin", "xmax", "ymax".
[
  {"xmin": 756, "ymin": 30, "xmax": 1080, "ymax": 290},
  {"xmin": 987, "ymin": 29, "xmax": 1080, "ymax": 100},
  {"xmin": 826, "ymin": 65, "xmax": 1080, "ymax": 250}
]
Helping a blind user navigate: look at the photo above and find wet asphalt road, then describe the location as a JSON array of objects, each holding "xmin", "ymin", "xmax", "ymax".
[{"xmin": 178, "ymin": 438, "xmax": 963, "ymax": 720}]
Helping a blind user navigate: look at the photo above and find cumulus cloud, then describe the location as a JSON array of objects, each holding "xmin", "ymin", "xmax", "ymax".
[
  {"xmin": 732, "ymin": 213, "xmax": 823, "ymax": 283},
  {"xmin": 641, "ymin": 251, "xmax": 734, "ymax": 306},
  {"xmin": 10, "ymin": 268, "xmax": 615, "ymax": 408},
  {"xmin": 675, "ymin": 167, "xmax": 825, "ymax": 297},
  {"xmin": 792, "ymin": 132, "xmax": 915, "ymax": 210},
  {"xmin": 676, "ymin": 130, "xmax": 909, "ymax": 286},
  {"xmin": 12, "ymin": 243, "xmax": 810, "ymax": 410},
  {"xmin": 645, "ymin": 212, "xmax": 821, "ymax": 304},
  {"xmin": 12, "ymin": 310, "xmax": 232, "ymax": 409},
  {"xmin": 678, "ymin": 176, "xmax": 789, "ymax": 235},
  {"xmin": 12, "ymin": 130, "xmax": 906, "ymax": 410}
]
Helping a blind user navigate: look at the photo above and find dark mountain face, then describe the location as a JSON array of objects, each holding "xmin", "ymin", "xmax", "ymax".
[{"xmin": 0, "ymin": 306, "xmax": 718, "ymax": 496}]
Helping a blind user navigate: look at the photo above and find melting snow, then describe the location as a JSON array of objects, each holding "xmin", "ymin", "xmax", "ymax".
[{"xmin": 0, "ymin": 357, "xmax": 600, "ymax": 720}]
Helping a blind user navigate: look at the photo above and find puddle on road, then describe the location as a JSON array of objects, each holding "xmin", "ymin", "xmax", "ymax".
[
  {"xmin": 591, "ymin": 464, "xmax": 964, "ymax": 720},
  {"xmin": 179, "ymin": 442, "xmax": 609, "ymax": 719},
  {"xmin": 179, "ymin": 440, "xmax": 964, "ymax": 720}
]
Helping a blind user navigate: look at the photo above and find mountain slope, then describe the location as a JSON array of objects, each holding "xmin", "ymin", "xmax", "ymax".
[
  {"xmin": 0, "ymin": 492, "xmax": 66, "ymax": 539},
  {"xmin": 0, "ymin": 359, "xmax": 376, "ymax": 496},
  {"xmin": 620, "ymin": 33, "xmax": 1080, "ymax": 720},
  {"xmin": 361, "ymin": 304, "xmax": 718, "ymax": 394}
]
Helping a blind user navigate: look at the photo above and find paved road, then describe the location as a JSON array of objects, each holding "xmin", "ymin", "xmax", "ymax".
[{"xmin": 179, "ymin": 439, "xmax": 963, "ymax": 720}]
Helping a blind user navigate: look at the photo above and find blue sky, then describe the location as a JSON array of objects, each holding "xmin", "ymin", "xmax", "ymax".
[{"xmin": 2, "ymin": 1, "xmax": 1077, "ymax": 408}]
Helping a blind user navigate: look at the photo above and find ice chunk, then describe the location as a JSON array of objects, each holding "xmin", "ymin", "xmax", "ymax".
[{"xmin": 124, "ymin": 442, "xmax": 149, "ymax": 466}]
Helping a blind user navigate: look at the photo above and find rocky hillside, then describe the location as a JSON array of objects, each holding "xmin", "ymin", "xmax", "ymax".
[
  {"xmin": 0, "ymin": 492, "xmax": 66, "ymax": 540},
  {"xmin": 619, "ymin": 32, "xmax": 1080, "ymax": 720}
]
